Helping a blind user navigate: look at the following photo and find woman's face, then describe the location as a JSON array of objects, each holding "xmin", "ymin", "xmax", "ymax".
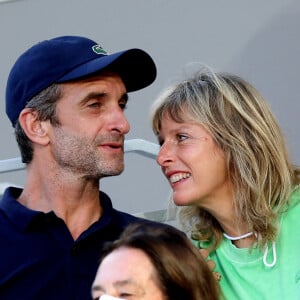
[
  {"xmin": 156, "ymin": 113, "xmax": 233, "ymax": 212},
  {"xmin": 92, "ymin": 247, "xmax": 166, "ymax": 300}
]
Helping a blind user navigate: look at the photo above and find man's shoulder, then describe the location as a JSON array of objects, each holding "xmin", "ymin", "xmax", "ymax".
[
  {"xmin": 99, "ymin": 190, "xmax": 157, "ymax": 226},
  {"xmin": 112, "ymin": 208, "xmax": 158, "ymax": 226}
]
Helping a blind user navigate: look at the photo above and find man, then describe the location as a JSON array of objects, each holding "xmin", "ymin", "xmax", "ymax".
[{"xmin": 0, "ymin": 35, "xmax": 156, "ymax": 299}]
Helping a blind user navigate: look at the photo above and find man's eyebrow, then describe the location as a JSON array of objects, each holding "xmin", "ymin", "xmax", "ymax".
[
  {"xmin": 79, "ymin": 92, "xmax": 106, "ymax": 104},
  {"xmin": 79, "ymin": 92, "xmax": 129, "ymax": 104}
]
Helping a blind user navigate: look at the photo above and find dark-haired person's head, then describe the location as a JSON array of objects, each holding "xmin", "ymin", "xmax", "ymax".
[{"xmin": 92, "ymin": 223, "xmax": 220, "ymax": 300}]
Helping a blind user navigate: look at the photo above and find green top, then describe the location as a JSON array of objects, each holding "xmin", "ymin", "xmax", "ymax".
[{"xmin": 193, "ymin": 189, "xmax": 300, "ymax": 299}]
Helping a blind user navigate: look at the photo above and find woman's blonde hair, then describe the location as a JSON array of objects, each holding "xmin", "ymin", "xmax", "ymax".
[{"xmin": 151, "ymin": 66, "xmax": 300, "ymax": 249}]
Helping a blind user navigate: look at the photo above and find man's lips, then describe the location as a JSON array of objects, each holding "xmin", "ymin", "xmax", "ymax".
[{"xmin": 100, "ymin": 142, "xmax": 123, "ymax": 150}]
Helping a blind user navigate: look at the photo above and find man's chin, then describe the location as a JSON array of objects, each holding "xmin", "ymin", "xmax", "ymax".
[{"xmin": 99, "ymin": 166, "xmax": 125, "ymax": 178}]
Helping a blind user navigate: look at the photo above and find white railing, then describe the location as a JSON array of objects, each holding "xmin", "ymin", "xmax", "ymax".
[{"xmin": 0, "ymin": 139, "xmax": 175, "ymax": 223}]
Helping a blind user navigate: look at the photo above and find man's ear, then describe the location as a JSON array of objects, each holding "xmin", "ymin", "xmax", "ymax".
[{"xmin": 19, "ymin": 108, "xmax": 50, "ymax": 146}]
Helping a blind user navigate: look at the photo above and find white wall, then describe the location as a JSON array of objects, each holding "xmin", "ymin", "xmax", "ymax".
[{"xmin": 0, "ymin": 0, "xmax": 299, "ymax": 214}]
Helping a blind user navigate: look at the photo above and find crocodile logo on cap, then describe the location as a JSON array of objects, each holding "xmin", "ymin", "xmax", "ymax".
[{"xmin": 92, "ymin": 45, "xmax": 108, "ymax": 55}]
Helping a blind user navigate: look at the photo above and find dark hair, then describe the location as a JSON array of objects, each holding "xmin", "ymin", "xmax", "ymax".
[
  {"xmin": 100, "ymin": 222, "xmax": 220, "ymax": 300},
  {"xmin": 14, "ymin": 83, "xmax": 62, "ymax": 163}
]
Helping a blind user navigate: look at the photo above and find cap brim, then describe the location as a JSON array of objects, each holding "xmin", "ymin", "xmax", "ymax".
[{"xmin": 57, "ymin": 49, "xmax": 156, "ymax": 92}]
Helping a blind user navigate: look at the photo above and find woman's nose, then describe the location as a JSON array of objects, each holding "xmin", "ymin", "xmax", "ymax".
[{"xmin": 156, "ymin": 141, "xmax": 175, "ymax": 166}]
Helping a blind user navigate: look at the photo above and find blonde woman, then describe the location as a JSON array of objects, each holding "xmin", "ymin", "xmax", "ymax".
[{"xmin": 151, "ymin": 66, "xmax": 300, "ymax": 299}]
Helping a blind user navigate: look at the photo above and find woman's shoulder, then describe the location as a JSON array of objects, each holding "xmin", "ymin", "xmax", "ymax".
[
  {"xmin": 286, "ymin": 187, "xmax": 300, "ymax": 209},
  {"xmin": 280, "ymin": 187, "xmax": 300, "ymax": 222}
]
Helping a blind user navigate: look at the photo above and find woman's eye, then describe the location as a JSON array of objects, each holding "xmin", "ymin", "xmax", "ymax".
[
  {"xmin": 177, "ymin": 134, "xmax": 189, "ymax": 142},
  {"xmin": 158, "ymin": 139, "xmax": 164, "ymax": 147},
  {"xmin": 119, "ymin": 293, "xmax": 132, "ymax": 299}
]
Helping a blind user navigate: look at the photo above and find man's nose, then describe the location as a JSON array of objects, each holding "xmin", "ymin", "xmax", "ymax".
[{"xmin": 107, "ymin": 107, "xmax": 130, "ymax": 134}]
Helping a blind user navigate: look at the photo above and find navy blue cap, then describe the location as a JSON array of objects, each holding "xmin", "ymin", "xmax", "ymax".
[{"xmin": 5, "ymin": 35, "xmax": 157, "ymax": 126}]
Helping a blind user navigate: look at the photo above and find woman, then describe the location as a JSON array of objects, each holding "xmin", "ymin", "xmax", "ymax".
[
  {"xmin": 151, "ymin": 66, "xmax": 300, "ymax": 299},
  {"xmin": 91, "ymin": 222, "xmax": 220, "ymax": 300}
]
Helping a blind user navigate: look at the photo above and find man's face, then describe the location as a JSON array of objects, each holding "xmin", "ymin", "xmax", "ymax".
[{"xmin": 48, "ymin": 72, "xmax": 130, "ymax": 179}]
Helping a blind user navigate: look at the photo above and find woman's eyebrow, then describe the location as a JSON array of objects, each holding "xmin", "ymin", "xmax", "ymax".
[
  {"xmin": 114, "ymin": 280, "xmax": 144, "ymax": 293},
  {"xmin": 91, "ymin": 284, "xmax": 105, "ymax": 293}
]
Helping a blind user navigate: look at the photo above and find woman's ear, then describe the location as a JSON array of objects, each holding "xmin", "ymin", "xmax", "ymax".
[{"xmin": 18, "ymin": 108, "xmax": 50, "ymax": 146}]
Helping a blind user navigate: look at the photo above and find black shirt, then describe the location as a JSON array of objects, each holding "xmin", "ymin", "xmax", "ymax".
[{"xmin": 0, "ymin": 187, "xmax": 145, "ymax": 300}]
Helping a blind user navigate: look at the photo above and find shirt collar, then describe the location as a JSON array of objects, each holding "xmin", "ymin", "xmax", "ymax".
[
  {"xmin": 0, "ymin": 187, "xmax": 44, "ymax": 231},
  {"xmin": 0, "ymin": 187, "xmax": 129, "ymax": 234}
]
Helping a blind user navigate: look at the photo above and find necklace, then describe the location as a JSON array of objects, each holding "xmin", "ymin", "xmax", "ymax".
[{"xmin": 223, "ymin": 231, "xmax": 254, "ymax": 241}]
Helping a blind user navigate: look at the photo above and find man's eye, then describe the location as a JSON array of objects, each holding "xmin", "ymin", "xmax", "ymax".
[
  {"xmin": 119, "ymin": 102, "xmax": 127, "ymax": 110},
  {"xmin": 88, "ymin": 102, "xmax": 100, "ymax": 108}
]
